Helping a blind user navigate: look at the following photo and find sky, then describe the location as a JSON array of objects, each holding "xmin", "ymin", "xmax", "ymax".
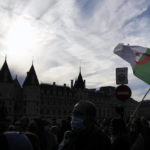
[{"xmin": 0, "ymin": 0, "xmax": 150, "ymax": 102}]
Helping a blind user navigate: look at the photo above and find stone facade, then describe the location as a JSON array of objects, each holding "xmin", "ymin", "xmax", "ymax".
[
  {"xmin": 0, "ymin": 60, "xmax": 138, "ymax": 123},
  {"xmin": 137, "ymin": 100, "xmax": 150, "ymax": 120}
]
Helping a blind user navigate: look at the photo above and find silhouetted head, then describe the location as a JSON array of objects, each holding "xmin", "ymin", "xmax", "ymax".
[
  {"xmin": 71, "ymin": 100, "xmax": 96, "ymax": 132},
  {"xmin": 0, "ymin": 132, "xmax": 33, "ymax": 150}
]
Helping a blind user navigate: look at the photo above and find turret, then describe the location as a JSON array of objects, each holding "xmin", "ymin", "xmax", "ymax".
[
  {"xmin": 23, "ymin": 64, "xmax": 39, "ymax": 87},
  {"xmin": 0, "ymin": 59, "xmax": 13, "ymax": 83}
]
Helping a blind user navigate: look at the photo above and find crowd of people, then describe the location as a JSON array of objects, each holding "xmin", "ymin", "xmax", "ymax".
[{"xmin": 0, "ymin": 100, "xmax": 150, "ymax": 150}]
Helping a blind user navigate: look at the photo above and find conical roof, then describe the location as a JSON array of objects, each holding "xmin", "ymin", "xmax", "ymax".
[
  {"xmin": 74, "ymin": 70, "xmax": 85, "ymax": 89},
  {"xmin": 23, "ymin": 64, "xmax": 39, "ymax": 87},
  {"xmin": 0, "ymin": 60, "xmax": 13, "ymax": 83}
]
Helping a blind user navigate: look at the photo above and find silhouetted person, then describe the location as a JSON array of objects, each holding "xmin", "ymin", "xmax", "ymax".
[
  {"xmin": 28, "ymin": 118, "xmax": 58, "ymax": 150},
  {"xmin": 57, "ymin": 118, "xmax": 71, "ymax": 144},
  {"xmin": 110, "ymin": 118, "xmax": 130, "ymax": 150},
  {"xmin": 129, "ymin": 118, "xmax": 142, "ymax": 147},
  {"xmin": 131, "ymin": 118, "xmax": 150, "ymax": 150},
  {"xmin": 0, "ymin": 132, "xmax": 33, "ymax": 150},
  {"xmin": 59, "ymin": 100, "xmax": 111, "ymax": 150}
]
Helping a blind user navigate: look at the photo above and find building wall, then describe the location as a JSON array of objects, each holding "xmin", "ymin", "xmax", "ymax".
[
  {"xmin": 23, "ymin": 86, "xmax": 40, "ymax": 118},
  {"xmin": 137, "ymin": 101, "xmax": 150, "ymax": 120},
  {"xmin": 0, "ymin": 81, "xmax": 139, "ymax": 123},
  {"xmin": 0, "ymin": 82, "xmax": 22, "ymax": 122},
  {"xmin": 0, "ymin": 62, "xmax": 139, "ymax": 123}
]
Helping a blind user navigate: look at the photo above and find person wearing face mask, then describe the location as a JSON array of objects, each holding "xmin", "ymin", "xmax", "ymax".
[{"xmin": 58, "ymin": 100, "xmax": 111, "ymax": 150}]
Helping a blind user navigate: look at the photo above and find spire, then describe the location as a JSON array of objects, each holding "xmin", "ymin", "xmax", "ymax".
[
  {"xmin": 74, "ymin": 68, "xmax": 85, "ymax": 89},
  {"xmin": 23, "ymin": 64, "xmax": 39, "ymax": 87},
  {"xmin": 79, "ymin": 59, "xmax": 81, "ymax": 73},
  {"xmin": 5, "ymin": 55, "xmax": 7, "ymax": 61},
  {"xmin": 0, "ymin": 59, "xmax": 13, "ymax": 83},
  {"xmin": 32, "ymin": 57, "xmax": 34, "ymax": 66},
  {"xmin": 79, "ymin": 66, "xmax": 81, "ymax": 74}
]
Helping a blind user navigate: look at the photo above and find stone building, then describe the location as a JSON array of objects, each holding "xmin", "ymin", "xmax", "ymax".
[
  {"xmin": 0, "ymin": 60, "xmax": 22, "ymax": 121},
  {"xmin": 0, "ymin": 60, "xmax": 138, "ymax": 123},
  {"xmin": 137, "ymin": 100, "xmax": 150, "ymax": 120},
  {"xmin": 22, "ymin": 64, "xmax": 40, "ymax": 118}
]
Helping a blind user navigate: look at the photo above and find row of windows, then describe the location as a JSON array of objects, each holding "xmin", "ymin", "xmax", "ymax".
[
  {"xmin": 41, "ymin": 89, "xmax": 74, "ymax": 97},
  {"xmin": 40, "ymin": 99, "xmax": 75, "ymax": 105}
]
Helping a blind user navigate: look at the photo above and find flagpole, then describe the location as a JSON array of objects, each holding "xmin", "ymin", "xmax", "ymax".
[{"xmin": 129, "ymin": 88, "xmax": 150, "ymax": 124}]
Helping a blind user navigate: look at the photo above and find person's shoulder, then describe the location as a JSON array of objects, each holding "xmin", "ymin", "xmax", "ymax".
[
  {"xmin": 0, "ymin": 134, "xmax": 8, "ymax": 150},
  {"xmin": 89, "ymin": 126, "xmax": 112, "ymax": 150},
  {"xmin": 88, "ymin": 126, "xmax": 108, "ymax": 142}
]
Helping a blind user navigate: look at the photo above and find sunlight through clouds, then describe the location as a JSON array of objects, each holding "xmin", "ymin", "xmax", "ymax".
[
  {"xmin": 0, "ymin": 0, "xmax": 150, "ymax": 101},
  {"xmin": 6, "ymin": 18, "xmax": 36, "ymax": 56}
]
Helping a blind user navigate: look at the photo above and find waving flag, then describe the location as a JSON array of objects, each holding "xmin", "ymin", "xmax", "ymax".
[{"xmin": 114, "ymin": 43, "xmax": 150, "ymax": 84}]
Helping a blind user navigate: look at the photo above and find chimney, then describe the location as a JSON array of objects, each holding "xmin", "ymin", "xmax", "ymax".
[
  {"xmin": 53, "ymin": 82, "xmax": 56, "ymax": 86},
  {"xmin": 64, "ymin": 83, "xmax": 66, "ymax": 87},
  {"xmin": 71, "ymin": 80, "xmax": 73, "ymax": 88}
]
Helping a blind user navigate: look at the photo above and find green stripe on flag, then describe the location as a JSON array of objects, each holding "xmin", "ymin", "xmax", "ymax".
[{"xmin": 134, "ymin": 49, "xmax": 150, "ymax": 84}]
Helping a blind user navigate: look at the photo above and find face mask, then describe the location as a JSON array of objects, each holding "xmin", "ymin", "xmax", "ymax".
[
  {"xmin": 44, "ymin": 125, "xmax": 49, "ymax": 132},
  {"xmin": 130, "ymin": 127, "xmax": 135, "ymax": 132},
  {"xmin": 71, "ymin": 117, "xmax": 85, "ymax": 132}
]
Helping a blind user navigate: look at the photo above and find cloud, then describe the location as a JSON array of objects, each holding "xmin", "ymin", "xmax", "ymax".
[{"xmin": 0, "ymin": 0, "xmax": 150, "ymax": 101}]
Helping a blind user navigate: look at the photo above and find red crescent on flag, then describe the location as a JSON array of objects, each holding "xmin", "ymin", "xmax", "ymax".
[{"xmin": 136, "ymin": 53, "xmax": 150, "ymax": 65}]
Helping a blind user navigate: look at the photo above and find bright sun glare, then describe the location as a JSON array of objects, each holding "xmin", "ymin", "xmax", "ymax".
[{"xmin": 6, "ymin": 18, "xmax": 36, "ymax": 57}]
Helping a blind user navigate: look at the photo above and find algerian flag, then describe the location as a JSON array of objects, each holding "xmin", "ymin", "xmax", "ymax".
[{"xmin": 114, "ymin": 43, "xmax": 150, "ymax": 85}]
